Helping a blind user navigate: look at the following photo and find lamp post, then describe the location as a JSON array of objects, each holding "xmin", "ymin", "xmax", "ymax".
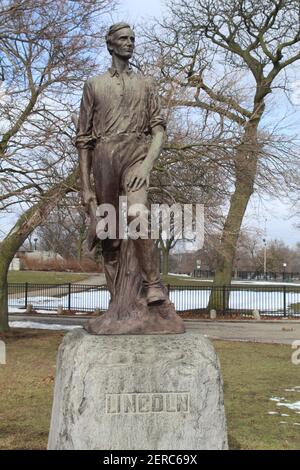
[
  {"xmin": 282, "ymin": 262, "xmax": 287, "ymax": 281},
  {"xmin": 34, "ymin": 238, "xmax": 38, "ymax": 251},
  {"xmin": 263, "ymin": 238, "xmax": 267, "ymax": 280}
]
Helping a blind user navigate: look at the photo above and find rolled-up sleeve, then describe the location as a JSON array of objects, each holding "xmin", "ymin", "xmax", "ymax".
[
  {"xmin": 148, "ymin": 79, "xmax": 166, "ymax": 130},
  {"xmin": 75, "ymin": 80, "xmax": 95, "ymax": 150}
]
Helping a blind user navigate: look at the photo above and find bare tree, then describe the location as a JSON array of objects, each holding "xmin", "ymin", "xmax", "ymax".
[
  {"xmin": 0, "ymin": 0, "xmax": 116, "ymax": 331},
  {"xmin": 37, "ymin": 194, "xmax": 86, "ymax": 260},
  {"xmin": 143, "ymin": 0, "xmax": 300, "ymax": 308}
]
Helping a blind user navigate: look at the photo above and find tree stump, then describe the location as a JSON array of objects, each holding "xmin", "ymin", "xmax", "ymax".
[{"xmin": 86, "ymin": 240, "xmax": 185, "ymax": 335}]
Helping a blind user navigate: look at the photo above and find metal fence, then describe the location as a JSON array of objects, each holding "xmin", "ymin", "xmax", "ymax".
[
  {"xmin": 8, "ymin": 282, "xmax": 300, "ymax": 317},
  {"xmin": 8, "ymin": 283, "xmax": 110, "ymax": 313},
  {"xmin": 193, "ymin": 269, "xmax": 300, "ymax": 282}
]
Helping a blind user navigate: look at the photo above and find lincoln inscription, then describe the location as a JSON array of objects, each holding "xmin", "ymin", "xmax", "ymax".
[{"xmin": 105, "ymin": 392, "xmax": 190, "ymax": 414}]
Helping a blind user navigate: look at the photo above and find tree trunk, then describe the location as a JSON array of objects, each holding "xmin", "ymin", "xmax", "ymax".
[
  {"xmin": 0, "ymin": 169, "xmax": 78, "ymax": 332},
  {"xmin": 86, "ymin": 239, "xmax": 185, "ymax": 335},
  {"xmin": 77, "ymin": 227, "xmax": 85, "ymax": 262},
  {"xmin": 208, "ymin": 118, "xmax": 261, "ymax": 312},
  {"xmin": 0, "ymin": 267, "xmax": 9, "ymax": 332}
]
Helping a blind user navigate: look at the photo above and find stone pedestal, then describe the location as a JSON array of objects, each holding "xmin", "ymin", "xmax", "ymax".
[{"xmin": 48, "ymin": 329, "xmax": 228, "ymax": 450}]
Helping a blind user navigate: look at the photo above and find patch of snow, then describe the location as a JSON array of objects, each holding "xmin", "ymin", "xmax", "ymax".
[
  {"xmin": 285, "ymin": 387, "xmax": 300, "ymax": 392},
  {"xmin": 270, "ymin": 397, "xmax": 286, "ymax": 403},
  {"xmin": 293, "ymin": 423, "xmax": 300, "ymax": 426},
  {"xmin": 233, "ymin": 281, "xmax": 300, "ymax": 286},
  {"xmin": 168, "ymin": 273, "xmax": 192, "ymax": 277},
  {"xmin": 277, "ymin": 401, "xmax": 300, "ymax": 411},
  {"xmin": 268, "ymin": 411, "xmax": 279, "ymax": 415},
  {"xmin": 9, "ymin": 321, "xmax": 82, "ymax": 331}
]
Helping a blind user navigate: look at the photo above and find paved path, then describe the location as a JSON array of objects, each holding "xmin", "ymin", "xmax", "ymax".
[
  {"xmin": 186, "ymin": 320, "xmax": 300, "ymax": 344},
  {"xmin": 73, "ymin": 273, "xmax": 106, "ymax": 285},
  {"xmin": 8, "ymin": 315, "xmax": 300, "ymax": 344}
]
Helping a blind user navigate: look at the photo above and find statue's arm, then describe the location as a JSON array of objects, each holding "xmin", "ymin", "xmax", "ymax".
[
  {"xmin": 144, "ymin": 78, "xmax": 166, "ymax": 172},
  {"xmin": 75, "ymin": 80, "xmax": 96, "ymax": 212},
  {"xmin": 126, "ymin": 125, "xmax": 164, "ymax": 192},
  {"xmin": 127, "ymin": 80, "xmax": 166, "ymax": 192},
  {"xmin": 143, "ymin": 124, "xmax": 165, "ymax": 173},
  {"xmin": 79, "ymin": 148, "xmax": 95, "ymax": 213}
]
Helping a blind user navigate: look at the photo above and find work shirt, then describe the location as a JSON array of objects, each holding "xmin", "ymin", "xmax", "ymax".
[
  {"xmin": 75, "ymin": 67, "xmax": 166, "ymax": 212},
  {"xmin": 75, "ymin": 67, "xmax": 166, "ymax": 150}
]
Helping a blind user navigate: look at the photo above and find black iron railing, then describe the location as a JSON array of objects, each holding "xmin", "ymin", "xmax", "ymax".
[{"xmin": 8, "ymin": 282, "xmax": 300, "ymax": 317}]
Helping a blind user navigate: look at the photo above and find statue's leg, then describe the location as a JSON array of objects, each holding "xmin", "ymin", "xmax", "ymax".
[
  {"xmin": 126, "ymin": 181, "xmax": 167, "ymax": 305},
  {"xmin": 101, "ymin": 239, "xmax": 121, "ymax": 298},
  {"xmin": 135, "ymin": 238, "xmax": 167, "ymax": 305},
  {"xmin": 92, "ymin": 142, "xmax": 121, "ymax": 298}
]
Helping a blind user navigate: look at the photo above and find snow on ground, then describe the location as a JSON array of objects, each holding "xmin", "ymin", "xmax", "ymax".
[
  {"xmin": 270, "ymin": 396, "xmax": 300, "ymax": 412},
  {"xmin": 8, "ymin": 286, "xmax": 300, "ymax": 314},
  {"xmin": 233, "ymin": 280, "xmax": 300, "ymax": 286},
  {"xmin": 277, "ymin": 401, "xmax": 300, "ymax": 411},
  {"xmin": 168, "ymin": 289, "xmax": 300, "ymax": 313},
  {"xmin": 167, "ymin": 273, "xmax": 192, "ymax": 277},
  {"xmin": 285, "ymin": 387, "xmax": 300, "ymax": 392},
  {"xmin": 9, "ymin": 321, "xmax": 82, "ymax": 331},
  {"xmin": 9, "ymin": 289, "xmax": 110, "ymax": 312},
  {"xmin": 270, "ymin": 397, "xmax": 286, "ymax": 402}
]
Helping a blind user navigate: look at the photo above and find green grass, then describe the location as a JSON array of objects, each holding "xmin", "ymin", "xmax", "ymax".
[
  {"xmin": 8, "ymin": 271, "xmax": 90, "ymax": 285},
  {"xmin": 163, "ymin": 275, "xmax": 300, "ymax": 288},
  {"xmin": 214, "ymin": 340, "xmax": 300, "ymax": 450},
  {"xmin": 0, "ymin": 329, "xmax": 64, "ymax": 449},
  {"xmin": 289, "ymin": 302, "xmax": 300, "ymax": 314},
  {"xmin": 0, "ymin": 330, "xmax": 299, "ymax": 449}
]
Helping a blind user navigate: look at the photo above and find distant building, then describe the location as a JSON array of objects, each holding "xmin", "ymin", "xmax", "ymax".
[
  {"xmin": 168, "ymin": 251, "xmax": 200, "ymax": 275},
  {"xmin": 20, "ymin": 250, "xmax": 64, "ymax": 262},
  {"xmin": 9, "ymin": 258, "xmax": 21, "ymax": 271},
  {"xmin": 9, "ymin": 247, "xmax": 64, "ymax": 271}
]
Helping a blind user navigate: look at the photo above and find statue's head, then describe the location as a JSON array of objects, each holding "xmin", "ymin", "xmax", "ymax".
[{"xmin": 105, "ymin": 22, "xmax": 135, "ymax": 59}]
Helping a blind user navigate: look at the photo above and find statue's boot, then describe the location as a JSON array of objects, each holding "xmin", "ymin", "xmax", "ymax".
[{"xmin": 135, "ymin": 238, "xmax": 167, "ymax": 305}]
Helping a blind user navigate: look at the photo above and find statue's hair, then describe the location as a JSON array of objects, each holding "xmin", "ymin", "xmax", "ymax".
[{"xmin": 105, "ymin": 22, "xmax": 133, "ymax": 55}]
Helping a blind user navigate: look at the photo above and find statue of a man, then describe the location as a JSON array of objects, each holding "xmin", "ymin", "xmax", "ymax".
[{"xmin": 75, "ymin": 22, "xmax": 167, "ymax": 306}]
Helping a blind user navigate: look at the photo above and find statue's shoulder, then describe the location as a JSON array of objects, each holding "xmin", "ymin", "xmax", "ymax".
[
  {"xmin": 85, "ymin": 72, "xmax": 109, "ymax": 87},
  {"xmin": 132, "ymin": 72, "xmax": 157, "ymax": 90}
]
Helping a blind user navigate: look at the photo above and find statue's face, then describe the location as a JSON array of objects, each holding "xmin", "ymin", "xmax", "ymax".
[{"xmin": 110, "ymin": 27, "xmax": 135, "ymax": 59}]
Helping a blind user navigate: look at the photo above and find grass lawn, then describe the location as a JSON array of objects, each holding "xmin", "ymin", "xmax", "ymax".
[
  {"xmin": 8, "ymin": 271, "xmax": 90, "ymax": 285},
  {"xmin": 163, "ymin": 275, "xmax": 300, "ymax": 287},
  {"xmin": 0, "ymin": 329, "xmax": 299, "ymax": 450}
]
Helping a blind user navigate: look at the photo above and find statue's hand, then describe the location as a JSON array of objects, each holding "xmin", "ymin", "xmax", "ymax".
[
  {"xmin": 127, "ymin": 162, "xmax": 150, "ymax": 192},
  {"xmin": 82, "ymin": 188, "xmax": 97, "ymax": 215}
]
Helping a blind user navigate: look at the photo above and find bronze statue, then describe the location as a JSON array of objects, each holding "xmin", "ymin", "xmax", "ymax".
[{"xmin": 76, "ymin": 23, "xmax": 185, "ymax": 335}]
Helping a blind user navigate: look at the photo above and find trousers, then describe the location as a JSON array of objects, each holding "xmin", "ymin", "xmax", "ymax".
[{"xmin": 92, "ymin": 134, "xmax": 161, "ymax": 296}]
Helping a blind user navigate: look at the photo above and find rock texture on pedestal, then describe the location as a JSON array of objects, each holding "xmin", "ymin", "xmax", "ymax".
[{"xmin": 48, "ymin": 329, "xmax": 228, "ymax": 450}]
